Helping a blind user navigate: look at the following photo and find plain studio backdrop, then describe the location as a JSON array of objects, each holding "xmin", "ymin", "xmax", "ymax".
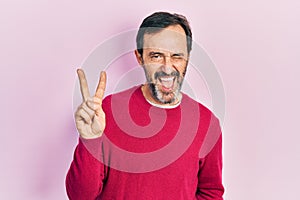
[{"xmin": 0, "ymin": 0, "xmax": 299, "ymax": 199}]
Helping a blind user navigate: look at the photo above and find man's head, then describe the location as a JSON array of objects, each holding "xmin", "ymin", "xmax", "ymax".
[
  {"xmin": 135, "ymin": 12, "xmax": 192, "ymax": 105},
  {"xmin": 136, "ymin": 12, "xmax": 192, "ymax": 56}
]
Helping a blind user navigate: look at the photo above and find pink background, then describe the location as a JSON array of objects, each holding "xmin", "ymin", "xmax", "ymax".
[{"xmin": 1, "ymin": 0, "xmax": 299, "ymax": 199}]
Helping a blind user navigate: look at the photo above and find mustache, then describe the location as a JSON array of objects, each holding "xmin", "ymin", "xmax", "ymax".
[{"xmin": 154, "ymin": 71, "xmax": 179, "ymax": 80}]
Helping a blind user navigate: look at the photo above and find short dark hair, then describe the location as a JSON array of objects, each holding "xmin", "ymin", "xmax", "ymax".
[{"xmin": 136, "ymin": 12, "xmax": 192, "ymax": 56}]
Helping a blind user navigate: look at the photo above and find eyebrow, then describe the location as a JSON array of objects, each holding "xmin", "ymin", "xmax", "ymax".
[
  {"xmin": 172, "ymin": 53, "xmax": 185, "ymax": 57},
  {"xmin": 148, "ymin": 52, "xmax": 164, "ymax": 56},
  {"xmin": 148, "ymin": 51, "xmax": 185, "ymax": 56}
]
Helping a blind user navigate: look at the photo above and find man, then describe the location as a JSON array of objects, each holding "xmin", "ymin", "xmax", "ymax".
[{"xmin": 66, "ymin": 12, "xmax": 224, "ymax": 199}]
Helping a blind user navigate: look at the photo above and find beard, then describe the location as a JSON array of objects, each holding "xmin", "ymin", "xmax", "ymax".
[{"xmin": 146, "ymin": 70, "xmax": 184, "ymax": 104}]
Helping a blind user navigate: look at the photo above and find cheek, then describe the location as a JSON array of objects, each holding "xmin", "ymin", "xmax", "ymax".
[
  {"xmin": 172, "ymin": 61, "xmax": 188, "ymax": 74},
  {"xmin": 144, "ymin": 64, "xmax": 159, "ymax": 75},
  {"xmin": 180, "ymin": 69, "xmax": 186, "ymax": 77},
  {"xmin": 179, "ymin": 65, "xmax": 188, "ymax": 77}
]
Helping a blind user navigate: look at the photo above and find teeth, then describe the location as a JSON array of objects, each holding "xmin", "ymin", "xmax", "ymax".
[
  {"xmin": 159, "ymin": 76, "xmax": 174, "ymax": 89},
  {"xmin": 160, "ymin": 77, "xmax": 174, "ymax": 81}
]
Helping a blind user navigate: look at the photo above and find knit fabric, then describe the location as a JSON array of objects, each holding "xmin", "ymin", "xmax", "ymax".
[{"xmin": 66, "ymin": 85, "xmax": 224, "ymax": 199}]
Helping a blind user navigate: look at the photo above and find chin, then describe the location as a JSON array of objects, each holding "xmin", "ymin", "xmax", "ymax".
[
  {"xmin": 159, "ymin": 92, "xmax": 176, "ymax": 104},
  {"xmin": 155, "ymin": 85, "xmax": 179, "ymax": 104},
  {"xmin": 149, "ymin": 82, "xmax": 182, "ymax": 105}
]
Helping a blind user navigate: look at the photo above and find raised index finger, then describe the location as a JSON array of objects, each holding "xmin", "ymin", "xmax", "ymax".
[
  {"xmin": 77, "ymin": 69, "xmax": 91, "ymax": 101},
  {"xmin": 95, "ymin": 71, "xmax": 107, "ymax": 101}
]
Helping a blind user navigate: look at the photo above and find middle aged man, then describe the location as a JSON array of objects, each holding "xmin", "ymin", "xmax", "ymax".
[{"xmin": 66, "ymin": 11, "xmax": 224, "ymax": 199}]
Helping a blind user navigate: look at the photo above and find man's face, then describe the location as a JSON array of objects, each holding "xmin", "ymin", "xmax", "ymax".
[{"xmin": 136, "ymin": 25, "xmax": 189, "ymax": 104}]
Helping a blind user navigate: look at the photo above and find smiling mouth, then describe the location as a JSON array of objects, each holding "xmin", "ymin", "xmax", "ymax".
[{"xmin": 158, "ymin": 76, "xmax": 175, "ymax": 92}]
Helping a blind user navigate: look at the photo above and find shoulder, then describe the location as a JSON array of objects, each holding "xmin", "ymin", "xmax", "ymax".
[
  {"xmin": 182, "ymin": 93, "xmax": 223, "ymax": 158},
  {"xmin": 102, "ymin": 85, "xmax": 143, "ymax": 114},
  {"xmin": 102, "ymin": 85, "xmax": 141, "ymax": 105},
  {"xmin": 182, "ymin": 92, "xmax": 222, "ymax": 149},
  {"xmin": 182, "ymin": 92, "xmax": 220, "ymax": 124}
]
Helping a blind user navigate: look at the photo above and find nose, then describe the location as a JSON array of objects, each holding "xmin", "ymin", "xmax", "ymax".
[{"xmin": 162, "ymin": 56, "xmax": 174, "ymax": 74}]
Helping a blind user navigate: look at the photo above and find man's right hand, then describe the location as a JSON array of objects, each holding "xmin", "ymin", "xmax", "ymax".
[{"xmin": 75, "ymin": 69, "xmax": 107, "ymax": 139}]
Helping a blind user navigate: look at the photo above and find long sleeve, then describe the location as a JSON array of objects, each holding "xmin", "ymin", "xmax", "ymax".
[
  {"xmin": 196, "ymin": 118, "xmax": 224, "ymax": 199},
  {"xmin": 65, "ymin": 137, "xmax": 106, "ymax": 200}
]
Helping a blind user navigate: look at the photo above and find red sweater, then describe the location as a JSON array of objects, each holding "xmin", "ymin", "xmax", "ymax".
[{"xmin": 66, "ymin": 86, "xmax": 224, "ymax": 199}]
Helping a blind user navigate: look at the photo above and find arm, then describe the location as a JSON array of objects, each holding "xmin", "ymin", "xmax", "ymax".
[
  {"xmin": 66, "ymin": 69, "xmax": 108, "ymax": 199},
  {"xmin": 196, "ymin": 116, "xmax": 224, "ymax": 199},
  {"xmin": 66, "ymin": 137, "xmax": 107, "ymax": 200}
]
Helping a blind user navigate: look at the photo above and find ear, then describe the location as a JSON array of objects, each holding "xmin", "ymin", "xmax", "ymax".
[{"xmin": 134, "ymin": 49, "xmax": 143, "ymax": 65}]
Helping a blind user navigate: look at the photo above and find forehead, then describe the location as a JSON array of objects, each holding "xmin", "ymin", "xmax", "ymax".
[{"xmin": 143, "ymin": 25, "xmax": 187, "ymax": 53}]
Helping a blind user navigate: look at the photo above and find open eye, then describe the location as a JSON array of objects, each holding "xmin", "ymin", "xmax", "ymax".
[
  {"xmin": 149, "ymin": 53, "xmax": 164, "ymax": 62},
  {"xmin": 151, "ymin": 54, "xmax": 162, "ymax": 59}
]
